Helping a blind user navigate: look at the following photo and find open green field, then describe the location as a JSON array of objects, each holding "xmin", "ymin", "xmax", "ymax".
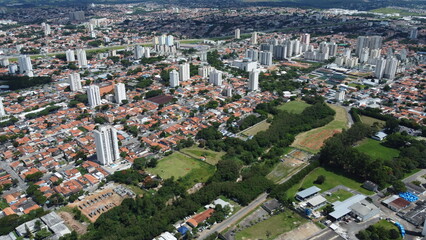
[
  {"xmin": 235, "ymin": 210, "xmax": 308, "ymax": 240},
  {"xmin": 240, "ymin": 120, "xmax": 271, "ymax": 137},
  {"xmin": 147, "ymin": 152, "xmax": 215, "ymax": 188},
  {"xmin": 277, "ymin": 100, "xmax": 311, "ymax": 114},
  {"xmin": 370, "ymin": 8, "xmax": 425, "ymax": 16},
  {"xmin": 291, "ymin": 104, "xmax": 349, "ymax": 153},
  {"xmin": 325, "ymin": 189, "xmax": 354, "ymax": 203},
  {"xmin": 355, "ymin": 138, "xmax": 400, "ymax": 161},
  {"xmin": 360, "ymin": 115, "xmax": 385, "ymax": 127},
  {"xmin": 180, "ymin": 147, "xmax": 225, "ymax": 165},
  {"xmin": 286, "ymin": 167, "xmax": 373, "ymax": 198}
]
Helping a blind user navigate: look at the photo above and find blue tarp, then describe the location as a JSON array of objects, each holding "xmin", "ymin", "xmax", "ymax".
[{"xmin": 178, "ymin": 226, "xmax": 188, "ymax": 235}]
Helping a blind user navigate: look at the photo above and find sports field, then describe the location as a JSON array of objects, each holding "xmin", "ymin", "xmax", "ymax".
[
  {"xmin": 147, "ymin": 152, "xmax": 215, "ymax": 188},
  {"xmin": 180, "ymin": 147, "xmax": 225, "ymax": 165},
  {"xmin": 355, "ymin": 138, "xmax": 400, "ymax": 161},
  {"xmin": 291, "ymin": 104, "xmax": 348, "ymax": 153},
  {"xmin": 277, "ymin": 100, "xmax": 311, "ymax": 114},
  {"xmin": 286, "ymin": 167, "xmax": 373, "ymax": 198},
  {"xmin": 235, "ymin": 210, "xmax": 308, "ymax": 240}
]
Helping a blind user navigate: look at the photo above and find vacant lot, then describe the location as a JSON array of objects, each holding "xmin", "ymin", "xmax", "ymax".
[
  {"xmin": 240, "ymin": 120, "xmax": 271, "ymax": 137},
  {"xmin": 365, "ymin": 220, "xmax": 403, "ymax": 240},
  {"xmin": 147, "ymin": 152, "xmax": 215, "ymax": 188},
  {"xmin": 291, "ymin": 104, "xmax": 348, "ymax": 153},
  {"xmin": 68, "ymin": 185, "xmax": 131, "ymax": 223},
  {"xmin": 325, "ymin": 189, "xmax": 354, "ymax": 203},
  {"xmin": 180, "ymin": 147, "xmax": 225, "ymax": 165},
  {"xmin": 360, "ymin": 115, "xmax": 385, "ymax": 127},
  {"xmin": 286, "ymin": 167, "xmax": 373, "ymax": 198},
  {"xmin": 278, "ymin": 100, "xmax": 311, "ymax": 114},
  {"xmin": 267, "ymin": 149, "xmax": 309, "ymax": 183},
  {"xmin": 235, "ymin": 210, "xmax": 308, "ymax": 240},
  {"xmin": 355, "ymin": 138, "xmax": 400, "ymax": 161}
]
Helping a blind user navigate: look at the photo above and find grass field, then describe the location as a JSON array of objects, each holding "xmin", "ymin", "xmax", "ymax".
[
  {"xmin": 325, "ymin": 189, "xmax": 354, "ymax": 203},
  {"xmin": 291, "ymin": 104, "xmax": 348, "ymax": 153},
  {"xmin": 355, "ymin": 138, "xmax": 400, "ymax": 161},
  {"xmin": 286, "ymin": 167, "xmax": 373, "ymax": 198},
  {"xmin": 147, "ymin": 152, "xmax": 215, "ymax": 188},
  {"xmin": 360, "ymin": 115, "xmax": 385, "ymax": 127},
  {"xmin": 278, "ymin": 100, "xmax": 311, "ymax": 114},
  {"xmin": 235, "ymin": 210, "xmax": 308, "ymax": 240},
  {"xmin": 180, "ymin": 147, "xmax": 225, "ymax": 165},
  {"xmin": 240, "ymin": 120, "xmax": 271, "ymax": 137}
]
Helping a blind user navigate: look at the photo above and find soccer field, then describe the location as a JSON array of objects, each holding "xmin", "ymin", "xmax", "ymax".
[{"xmin": 147, "ymin": 152, "xmax": 215, "ymax": 188}]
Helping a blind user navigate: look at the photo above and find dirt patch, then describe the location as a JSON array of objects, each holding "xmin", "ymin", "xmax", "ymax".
[
  {"xmin": 68, "ymin": 185, "xmax": 133, "ymax": 223},
  {"xmin": 292, "ymin": 129, "xmax": 341, "ymax": 152},
  {"xmin": 58, "ymin": 211, "xmax": 87, "ymax": 235},
  {"xmin": 275, "ymin": 222, "xmax": 321, "ymax": 240}
]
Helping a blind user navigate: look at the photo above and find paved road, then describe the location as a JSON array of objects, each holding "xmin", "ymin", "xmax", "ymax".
[
  {"xmin": 198, "ymin": 163, "xmax": 308, "ymax": 239},
  {"xmin": 0, "ymin": 160, "xmax": 27, "ymax": 194},
  {"xmin": 198, "ymin": 192, "xmax": 268, "ymax": 239}
]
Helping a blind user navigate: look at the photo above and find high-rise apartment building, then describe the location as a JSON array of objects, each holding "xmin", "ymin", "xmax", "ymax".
[
  {"xmin": 76, "ymin": 49, "xmax": 88, "ymax": 68},
  {"xmin": 249, "ymin": 69, "xmax": 260, "ymax": 91},
  {"xmin": 301, "ymin": 33, "xmax": 310, "ymax": 45},
  {"xmin": 66, "ymin": 49, "xmax": 75, "ymax": 62},
  {"xmin": 384, "ymin": 57, "xmax": 398, "ymax": 80},
  {"xmin": 69, "ymin": 73, "xmax": 82, "ymax": 92},
  {"xmin": 114, "ymin": 83, "xmax": 127, "ymax": 104},
  {"xmin": 169, "ymin": 70, "xmax": 179, "ymax": 87},
  {"xmin": 18, "ymin": 55, "xmax": 33, "ymax": 76},
  {"xmin": 179, "ymin": 63, "xmax": 190, "ymax": 81},
  {"xmin": 375, "ymin": 58, "xmax": 387, "ymax": 79},
  {"xmin": 87, "ymin": 85, "xmax": 101, "ymax": 107},
  {"xmin": 93, "ymin": 126, "xmax": 120, "ymax": 165},
  {"xmin": 251, "ymin": 32, "xmax": 258, "ymax": 45},
  {"xmin": 235, "ymin": 29, "xmax": 240, "ymax": 39},
  {"xmin": 209, "ymin": 70, "xmax": 223, "ymax": 86},
  {"xmin": 0, "ymin": 97, "xmax": 5, "ymax": 117}
]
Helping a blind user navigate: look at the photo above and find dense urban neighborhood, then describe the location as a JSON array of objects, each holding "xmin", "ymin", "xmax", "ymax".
[{"xmin": 0, "ymin": 2, "xmax": 425, "ymax": 240}]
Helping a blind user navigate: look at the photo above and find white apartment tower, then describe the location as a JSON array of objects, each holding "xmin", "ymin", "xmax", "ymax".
[
  {"xmin": 179, "ymin": 63, "xmax": 190, "ymax": 81},
  {"xmin": 0, "ymin": 97, "xmax": 6, "ymax": 117},
  {"xmin": 77, "ymin": 49, "xmax": 88, "ymax": 68},
  {"xmin": 114, "ymin": 83, "xmax": 127, "ymax": 104},
  {"xmin": 251, "ymin": 32, "xmax": 258, "ymax": 45},
  {"xmin": 93, "ymin": 126, "xmax": 120, "ymax": 165},
  {"xmin": 384, "ymin": 58, "xmax": 398, "ymax": 80},
  {"xmin": 301, "ymin": 33, "xmax": 310, "ymax": 45},
  {"xmin": 87, "ymin": 85, "xmax": 101, "ymax": 107},
  {"xmin": 235, "ymin": 29, "xmax": 241, "ymax": 39},
  {"xmin": 134, "ymin": 45, "xmax": 144, "ymax": 59},
  {"xmin": 209, "ymin": 70, "xmax": 223, "ymax": 86},
  {"xmin": 169, "ymin": 70, "xmax": 179, "ymax": 87},
  {"xmin": 249, "ymin": 69, "xmax": 260, "ymax": 91},
  {"xmin": 375, "ymin": 59, "xmax": 387, "ymax": 79},
  {"xmin": 69, "ymin": 73, "xmax": 82, "ymax": 92},
  {"xmin": 166, "ymin": 35, "xmax": 174, "ymax": 46},
  {"xmin": 259, "ymin": 51, "xmax": 273, "ymax": 66},
  {"xmin": 200, "ymin": 51, "xmax": 208, "ymax": 62},
  {"xmin": 66, "ymin": 49, "xmax": 76, "ymax": 62},
  {"xmin": 18, "ymin": 55, "xmax": 33, "ymax": 76}
]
